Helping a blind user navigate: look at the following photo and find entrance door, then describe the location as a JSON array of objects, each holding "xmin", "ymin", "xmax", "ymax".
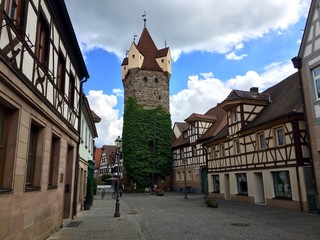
[
  {"xmin": 63, "ymin": 145, "xmax": 74, "ymax": 219},
  {"xmin": 201, "ymin": 168, "xmax": 207, "ymax": 194},
  {"xmin": 253, "ymin": 172, "xmax": 265, "ymax": 204},
  {"xmin": 224, "ymin": 174, "xmax": 230, "ymax": 200},
  {"xmin": 304, "ymin": 166, "xmax": 318, "ymax": 212}
]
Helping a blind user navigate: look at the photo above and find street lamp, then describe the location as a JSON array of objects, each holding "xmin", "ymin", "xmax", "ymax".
[{"xmin": 114, "ymin": 136, "xmax": 122, "ymax": 217}]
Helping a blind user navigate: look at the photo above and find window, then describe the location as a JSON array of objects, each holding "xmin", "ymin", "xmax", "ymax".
[
  {"xmin": 143, "ymin": 77, "xmax": 148, "ymax": 82},
  {"xmin": 4, "ymin": 0, "xmax": 27, "ymax": 29},
  {"xmin": 257, "ymin": 132, "xmax": 266, "ymax": 150},
  {"xmin": 236, "ymin": 173, "xmax": 248, "ymax": 195},
  {"xmin": 183, "ymin": 131, "xmax": 188, "ymax": 139},
  {"xmin": 26, "ymin": 121, "xmax": 44, "ymax": 190},
  {"xmin": 313, "ymin": 67, "xmax": 320, "ymax": 99},
  {"xmin": 191, "ymin": 123, "xmax": 196, "ymax": 135},
  {"xmin": 232, "ymin": 110, "xmax": 238, "ymax": 123},
  {"xmin": 219, "ymin": 144, "xmax": 225, "ymax": 157},
  {"xmin": 273, "ymin": 171, "xmax": 292, "ymax": 199},
  {"xmin": 0, "ymin": 102, "xmax": 18, "ymax": 192},
  {"xmin": 275, "ymin": 127, "xmax": 285, "ymax": 146},
  {"xmin": 234, "ymin": 140, "xmax": 240, "ymax": 155},
  {"xmin": 210, "ymin": 146, "xmax": 217, "ymax": 159},
  {"xmin": 155, "ymin": 78, "xmax": 158, "ymax": 83},
  {"xmin": 48, "ymin": 134, "xmax": 60, "ymax": 188},
  {"xmin": 132, "ymin": 54, "xmax": 135, "ymax": 59},
  {"xmin": 68, "ymin": 73, "xmax": 75, "ymax": 107},
  {"xmin": 36, "ymin": 12, "xmax": 50, "ymax": 66},
  {"xmin": 176, "ymin": 172, "xmax": 180, "ymax": 181},
  {"xmin": 192, "ymin": 146, "xmax": 197, "ymax": 156},
  {"xmin": 187, "ymin": 171, "xmax": 192, "ymax": 181},
  {"xmin": 212, "ymin": 175, "xmax": 220, "ymax": 193},
  {"xmin": 57, "ymin": 51, "xmax": 66, "ymax": 95}
]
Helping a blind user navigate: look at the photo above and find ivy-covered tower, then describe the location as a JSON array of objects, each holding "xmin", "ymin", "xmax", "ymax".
[
  {"xmin": 121, "ymin": 23, "xmax": 172, "ymax": 190},
  {"xmin": 121, "ymin": 27, "xmax": 172, "ymax": 112}
]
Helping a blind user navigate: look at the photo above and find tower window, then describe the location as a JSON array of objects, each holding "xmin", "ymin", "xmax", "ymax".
[
  {"xmin": 158, "ymin": 95, "xmax": 161, "ymax": 100},
  {"xmin": 161, "ymin": 59, "xmax": 164, "ymax": 63},
  {"xmin": 155, "ymin": 78, "xmax": 158, "ymax": 83},
  {"xmin": 132, "ymin": 54, "xmax": 135, "ymax": 59},
  {"xmin": 144, "ymin": 77, "xmax": 148, "ymax": 82}
]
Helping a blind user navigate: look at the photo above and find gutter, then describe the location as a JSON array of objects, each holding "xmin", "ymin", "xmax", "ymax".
[{"xmin": 72, "ymin": 76, "xmax": 88, "ymax": 219}]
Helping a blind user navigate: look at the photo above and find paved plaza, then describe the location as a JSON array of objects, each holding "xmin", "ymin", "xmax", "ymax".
[{"xmin": 47, "ymin": 192, "xmax": 320, "ymax": 240}]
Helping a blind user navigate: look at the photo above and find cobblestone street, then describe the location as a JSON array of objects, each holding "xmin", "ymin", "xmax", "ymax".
[{"xmin": 47, "ymin": 192, "xmax": 320, "ymax": 240}]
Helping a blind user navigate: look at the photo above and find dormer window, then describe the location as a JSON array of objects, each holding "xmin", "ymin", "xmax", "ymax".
[
  {"xmin": 183, "ymin": 131, "xmax": 188, "ymax": 139},
  {"xmin": 191, "ymin": 123, "xmax": 196, "ymax": 135}
]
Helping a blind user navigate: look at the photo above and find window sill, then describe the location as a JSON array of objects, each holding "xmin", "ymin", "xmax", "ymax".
[
  {"xmin": 0, "ymin": 188, "xmax": 12, "ymax": 194},
  {"xmin": 236, "ymin": 193, "xmax": 248, "ymax": 196},
  {"xmin": 273, "ymin": 197, "xmax": 292, "ymax": 201},
  {"xmin": 47, "ymin": 185, "xmax": 58, "ymax": 190},
  {"xmin": 25, "ymin": 186, "xmax": 41, "ymax": 192}
]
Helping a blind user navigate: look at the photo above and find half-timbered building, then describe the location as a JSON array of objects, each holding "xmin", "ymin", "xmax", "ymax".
[
  {"xmin": 204, "ymin": 73, "xmax": 313, "ymax": 212},
  {"xmin": 0, "ymin": 0, "xmax": 88, "ymax": 239},
  {"xmin": 171, "ymin": 105, "xmax": 226, "ymax": 193},
  {"xmin": 292, "ymin": 0, "xmax": 320, "ymax": 212}
]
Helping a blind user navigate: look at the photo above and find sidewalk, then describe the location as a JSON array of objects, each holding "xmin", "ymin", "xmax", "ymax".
[{"xmin": 47, "ymin": 195, "xmax": 145, "ymax": 240}]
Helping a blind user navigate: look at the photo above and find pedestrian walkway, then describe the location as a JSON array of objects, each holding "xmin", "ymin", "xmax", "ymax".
[{"xmin": 47, "ymin": 195, "xmax": 145, "ymax": 240}]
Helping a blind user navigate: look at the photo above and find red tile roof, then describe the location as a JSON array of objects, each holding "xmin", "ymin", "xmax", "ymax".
[{"xmin": 94, "ymin": 147, "xmax": 102, "ymax": 169}]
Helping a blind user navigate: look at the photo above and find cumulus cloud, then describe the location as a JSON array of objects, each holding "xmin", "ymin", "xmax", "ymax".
[
  {"xmin": 170, "ymin": 61, "xmax": 296, "ymax": 124},
  {"xmin": 65, "ymin": 0, "xmax": 309, "ymax": 61},
  {"xmin": 225, "ymin": 51, "xmax": 248, "ymax": 60},
  {"xmin": 86, "ymin": 90, "xmax": 123, "ymax": 146}
]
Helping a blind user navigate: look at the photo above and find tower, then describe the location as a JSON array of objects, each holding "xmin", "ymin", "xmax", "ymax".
[{"xmin": 121, "ymin": 27, "xmax": 172, "ymax": 112}]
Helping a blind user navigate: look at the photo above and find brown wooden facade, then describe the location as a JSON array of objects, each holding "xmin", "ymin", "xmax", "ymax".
[{"xmin": 0, "ymin": 0, "xmax": 88, "ymax": 239}]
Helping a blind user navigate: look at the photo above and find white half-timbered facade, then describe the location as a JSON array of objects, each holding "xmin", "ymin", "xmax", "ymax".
[
  {"xmin": 292, "ymin": 0, "xmax": 320, "ymax": 213},
  {"xmin": 0, "ymin": 0, "xmax": 88, "ymax": 239},
  {"xmin": 171, "ymin": 106, "xmax": 226, "ymax": 193},
  {"xmin": 205, "ymin": 73, "xmax": 313, "ymax": 212}
]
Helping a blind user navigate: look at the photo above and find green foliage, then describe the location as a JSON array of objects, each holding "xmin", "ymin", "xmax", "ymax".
[{"xmin": 123, "ymin": 97, "xmax": 172, "ymax": 188}]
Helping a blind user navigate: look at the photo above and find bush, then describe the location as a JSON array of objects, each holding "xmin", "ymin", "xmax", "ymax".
[{"xmin": 206, "ymin": 198, "xmax": 218, "ymax": 208}]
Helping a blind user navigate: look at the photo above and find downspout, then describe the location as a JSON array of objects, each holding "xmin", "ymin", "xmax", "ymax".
[
  {"xmin": 292, "ymin": 56, "xmax": 319, "ymax": 212},
  {"xmin": 72, "ymin": 76, "xmax": 88, "ymax": 219},
  {"xmin": 203, "ymin": 145, "xmax": 209, "ymax": 197}
]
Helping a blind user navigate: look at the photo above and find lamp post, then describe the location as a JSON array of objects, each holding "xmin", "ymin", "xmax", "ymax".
[{"xmin": 114, "ymin": 136, "xmax": 122, "ymax": 218}]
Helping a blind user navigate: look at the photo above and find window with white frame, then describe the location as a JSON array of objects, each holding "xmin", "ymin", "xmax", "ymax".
[
  {"xmin": 210, "ymin": 146, "xmax": 217, "ymax": 159},
  {"xmin": 212, "ymin": 175, "xmax": 220, "ymax": 193},
  {"xmin": 232, "ymin": 109, "xmax": 238, "ymax": 123},
  {"xmin": 219, "ymin": 144, "xmax": 225, "ymax": 157},
  {"xmin": 273, "ymin": 171, "xmax": 292, "ymax": 199},
  {"xmin": 236, "ymin": 173, "xmax": 248, "ymax": 195},
  {"xmin": 275, "ymin": 127, "xmax": 285, "ymax": 146},
  {"xmin": 313, "ymin": 67, "xmax": 320, "ymax": 99},
  {"xmin": 183, "ymin": 131, "xmax": 188, "ymax": 139},
  {"xmin": 192, "ymin": 145, "xmax": 197, "ymax": 156},
  {"xmin": 191, "ymin": 123, "xmax": 196, "ymax": 135},
  {"xmin": 257, "ymin": 132, "xmax": 266, "ymax": 150},
  {"xmin": 234, "ymin": 139, "xmax": 240, "ymax": 155}
]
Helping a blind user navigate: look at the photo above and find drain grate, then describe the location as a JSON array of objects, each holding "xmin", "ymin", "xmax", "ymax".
[
  {"xmin": 65, "ymin": 221, "xmax": 82, "ymax": 228},
  {"xmin": 231, "ymin": 223, "xmax": 249, "ymax": 227}
]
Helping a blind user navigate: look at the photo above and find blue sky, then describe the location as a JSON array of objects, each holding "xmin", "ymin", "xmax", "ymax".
[{"xmin": 65, "ymin": 0, "xmax": 311, "ymax": 146}]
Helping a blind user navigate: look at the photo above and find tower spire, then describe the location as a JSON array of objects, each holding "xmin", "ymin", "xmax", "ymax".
[{"xmin": 142, "ymin": 11, "xmax": 146, "ymax": 28}]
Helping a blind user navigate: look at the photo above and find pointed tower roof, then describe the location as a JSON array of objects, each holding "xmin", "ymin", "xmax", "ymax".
[{"xmin": 136, "ymin": 28, "xmax": 163, "ymax": 71}]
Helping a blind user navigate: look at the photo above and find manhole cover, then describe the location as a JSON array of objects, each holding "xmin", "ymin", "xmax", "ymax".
[
  {"xmin": 65, "ymin": 221, "xmax": 82, "ymax": 228},
  {"xmin": 231, "ymin": 223, "xmax": 249, "ymax": 227}
]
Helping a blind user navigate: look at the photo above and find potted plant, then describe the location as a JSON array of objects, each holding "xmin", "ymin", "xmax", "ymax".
[{"xmin": 205, "ymin": 198, "xmax": 218, "ymax": 208}]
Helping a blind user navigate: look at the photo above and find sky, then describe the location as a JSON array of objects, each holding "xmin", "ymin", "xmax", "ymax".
[{"xmin": 64, "ymin": 0, "xmax": 311, "ymax": 147}]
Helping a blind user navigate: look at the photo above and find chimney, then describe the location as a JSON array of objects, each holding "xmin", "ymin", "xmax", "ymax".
[{"xmin": 250, "ymin": 87, "xmax": 259, "ymax": 93}]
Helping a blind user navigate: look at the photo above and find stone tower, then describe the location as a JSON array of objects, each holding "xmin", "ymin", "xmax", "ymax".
[{"xmin": 121, "ymin": 27, "xmax": 172, "ymax": 112}]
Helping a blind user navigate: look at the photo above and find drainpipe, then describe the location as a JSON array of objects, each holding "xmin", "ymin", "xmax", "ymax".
[
  {"xmin": 292, "ymin": 56, "xmax": 319, "ymax": 212},
  {"xmin": 72, "ymin": 77, "xmax": 88, "ymax": 219}
]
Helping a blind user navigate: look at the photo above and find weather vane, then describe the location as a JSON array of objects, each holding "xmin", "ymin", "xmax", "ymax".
[
  {"xmin": 142, "ymin": 11, "xmax": 146, "ymax": 28},
  {"xmin": 165, "ymin": 39, "xmax": 167, "ymax": 48},
  {"xmin": 133, "ymin": 34, "xmax": 137, "ymax": 43}
]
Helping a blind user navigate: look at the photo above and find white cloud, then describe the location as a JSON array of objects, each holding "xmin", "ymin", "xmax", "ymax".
[
  {"xmin": 225, "ymin": 51, "xmax": 248, "ymax": 60},
  {"xmin": 65, "ymin": 0, "xmax": 309, "ymax": 61},
  {"xmin": 113, "ymin": 88, "xmax": 124, "ymax": 97},
  {"xmin": 86, "ymin": 90, "xmax": 123, "ymax": 147},
  {"xmin": 170, "ymin": 61, "xmax": 296, "ymax": 124}
]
